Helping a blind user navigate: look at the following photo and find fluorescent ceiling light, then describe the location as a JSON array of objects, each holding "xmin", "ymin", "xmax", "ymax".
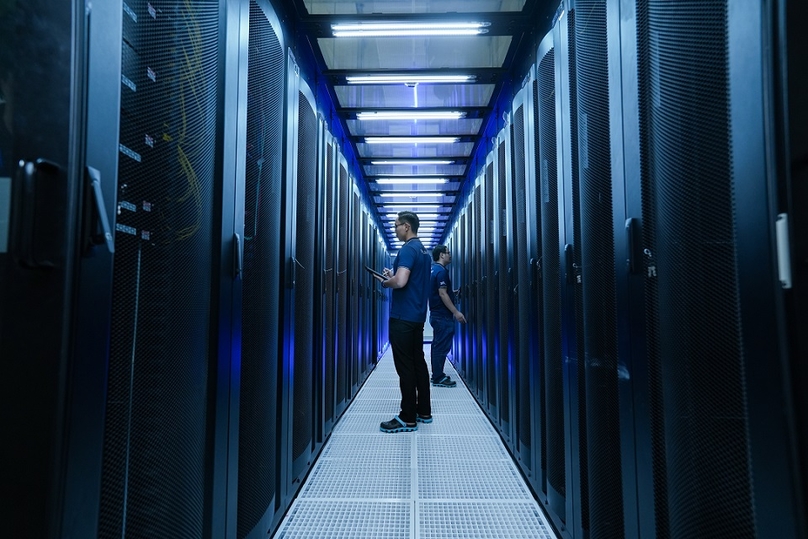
[
  {"xmin": 357, "ymin": 111, "xmax": 466, "ymax": 121},
  {"xmin": 371, "ymin": 160, "xmax": 453, "ymax": 166},
  {"xmin": 382, "ymin": 204, "xmax": 441, "ymax": 209},
  {"xmin": 365, "ymin": 137, "xmax": 458, "ymax": 144},
  {"xmin": 332, "ymin": 22, "xmax": 489, "ymax": 38},
  {"xmin": 375, "ymin": 178, "xmax": 449, "ymax": 184},
  {"xmin": 386, "ymin": 213, "xmax": 440, "ymax": 218},
  {"xmin": 378, "ymin": 192, "xmax": 444, "ymax": 197},
  {"xmin": 347, "ymin": 74, "xmax": 475, "ymax": 85}
]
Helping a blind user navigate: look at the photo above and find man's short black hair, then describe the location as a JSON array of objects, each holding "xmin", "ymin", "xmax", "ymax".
[
  {"xmin": 397, "ymin": 211, "xmax": 420, "ymax": 233},
  {"xmin": 432, "ymin": 244, "xmax": 448, "ymax": 261}
]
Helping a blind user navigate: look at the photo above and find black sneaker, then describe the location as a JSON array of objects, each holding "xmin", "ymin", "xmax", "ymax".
[
  {"xmin": 416, "ymin": 414, "xmax": 433, "ymax": 424},
  {"xmin": 380, "ymin": 416, "xmax": 417, "ymax": 433},
  {"xmin": 432, "ymin": 375, "xmax": 457, "ymax": 388}
]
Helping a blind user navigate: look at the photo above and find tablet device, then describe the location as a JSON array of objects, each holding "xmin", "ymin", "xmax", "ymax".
[{"xmin": 364, "ymin": 265, "xmax": 386, "ymax": 280}]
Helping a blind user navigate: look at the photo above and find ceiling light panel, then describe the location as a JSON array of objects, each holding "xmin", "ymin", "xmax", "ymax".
[
  {"xmin": 374, "ymin": 178, "xmax": 449, "ymax": 185},
  {"xmin": 303, "ymin": 1, "xmax": 526, "ymax": 15},
  {"xmin": 364, "ymin": 136, "xmax": 459, "ymax": 144},
  {"xmin": 365, "ymin": 164, "xmax": 467, "ymax": 176},
  {"xmin": 377, "ymin": 192, "xmax": 447, "ymax": 197},
  {"xmin": 335, "ymin": 85, "xmax": 494, "ymax": 109},
  {"xmin": 357, "ymin": 143, "xmax": 474, "ymax": 159},
  {"xmin": 347, "ymin": 75, "xmax": 475, "ymax": 84},
  {"xmin": 357, "ymin": 111, "xmax": 466, "ymax": 121},
  {"xmin": 318, "ymin": 37, "xmax": 512, "ymax": 70},
  {"xmin": 347, "ymin": 119, "xmax": 484, "ymax": 137},
  {"xmin": 371, "ymin": 160, "xmax": 453, "ymax": 166},
  {"xmin": 332, "ymin": 22, "xmax": 490, "ymax": 38}
]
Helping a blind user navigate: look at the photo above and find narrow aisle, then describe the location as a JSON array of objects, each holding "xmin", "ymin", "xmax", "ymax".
[{"xmin": 273, "ymin": 346, "xmax": 557, "ymax": 539}]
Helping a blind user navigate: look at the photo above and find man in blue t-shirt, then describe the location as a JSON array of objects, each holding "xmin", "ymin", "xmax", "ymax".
[
  {"xmin": 429, "ymin": 245, "xmax": 466, "ymax": 387},
  {"xmin": 370, "ymin": 211, "xmax": 432, "ymax": 433}
]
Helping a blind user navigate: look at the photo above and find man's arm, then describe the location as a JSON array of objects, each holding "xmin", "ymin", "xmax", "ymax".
[
  {"xmin": 382, "ymin": 267, "xmax": 411, "ymax": 289},
  {"xmin": 438, "ymin": 287, "xmax": 466, "ymax": 323}
]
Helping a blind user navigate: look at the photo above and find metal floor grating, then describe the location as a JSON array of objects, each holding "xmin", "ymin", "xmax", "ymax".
[{"xmin": 273, "ymin": 346, "xmax": 558, "ymax": 539}]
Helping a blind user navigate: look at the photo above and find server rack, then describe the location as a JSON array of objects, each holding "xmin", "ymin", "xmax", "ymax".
[
  {"xmin": 100, "ymin": 2, "xmax": 227, "ymax": 537},
  {"xmin": 537, "ymin": 26, "xmax": 568, "ymax": 530},
  {"xmin": 349, "ymin": 186, "xmax": 362, "ymax": 395},
  {"xmin": 320, "ymin": 129, "xmax": 338, "ymax": 438},
  {"xmin": 236, "ymin": 1, "xmax": 286, "ymax": 536},
  {"xmin": 472, "ymin": 181, "xmax": 485, "ymax": 400},
  {"xmin": 573, "ymin": 1, "xmax": 625, "ymax": 537},
  {"xmin": 483, "ymin": 155, "xmax": 498, "ymax": 420},
  {"xmin": 335, "ymin": 155, "xmax": 350, "ymax": 417},
  {"xmin": 2, "ymin": 1, "xmax": 120, "ymax": 536},
  {"xmin": 281, "ymin": 49, "xmax": 318, "ymax": 492},
  {"xmin": 495, "ymin": 125, "xmax": 516, "ymax": 445},
  {"xmin": 511, "ymin": 72, "xmax": 542, "ymax": 491},
  {"xmin": 611, "ymin": 1, "xmax": 807, "ymax": 537}
]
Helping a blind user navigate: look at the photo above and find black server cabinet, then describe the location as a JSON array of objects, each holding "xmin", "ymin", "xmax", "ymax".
[
  {"xmin": 472, "ymin": 183, "xmax": 485, "ymax": 399},
  {"xmin": 349, "ymin": 188, "xmax": 361, "ymax": 395},
  {"xmin": 483, "ymin": 158, "xmax": 497, "ymax": 420},
  {"xmin": 236, "ymin": 2, "xmax": 285, "ymax": 537},
  {"xmin": 320, "ymin": 131, "xmax": 338, "ymax": 437},
  {"xmin": 494, "ymin": 127, "xmax": 515, "ymax": 444},
  {"xmin": 554, "ymin": 6, "xmax": 590, "ymax": 537},
  {"xmin": 511, "ymin": 71, "xmax": 544, "ymax": 492},
  {"xmin": 1, "ymin": 1, "xmax": 120, "ymax": 536},
  {"xmin": 783, "ymin": 4, "xmax": 808, "ymax": 516},
  {"xmin": 612, "ymin": 0, "xmax": 807, "ymax": 537},
  {"xmin": 281, "ymin": 50, "xmax": 318, "ymax": 494},
  {"xmin": 457, "ymin": 211, "xmax": 469, "ymax": 378},
  {"xmin": 335, "ymin": 156, "xmax": 350, "ymax": 417},
  {"xmin": 573, "ymin": 1, "xmax": 626, "ymax": 537},
  {"xmin": 100, "ymin": 1, "xmax": 229, "ymax": 537},
  {"xmin": 537, "ymin": 28, "xmax": 568, "ymax": 528}
]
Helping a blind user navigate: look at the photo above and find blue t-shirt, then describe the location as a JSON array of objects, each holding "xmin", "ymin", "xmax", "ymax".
[
  {"xmin": 390, "ymin": 237, "xmax": 431, "ymax": 323},
  {"xmin": 429, "ymin": 262, "xmax": 455, "ymax": 316}
]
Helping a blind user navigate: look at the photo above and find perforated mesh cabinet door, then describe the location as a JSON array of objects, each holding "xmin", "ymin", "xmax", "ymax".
[
  {"xmin": 291, "ymin": 86, "xmax": 318, "ymax": 473},
  {"xmin": 574, "ymin": 0, "xmax": 624, "ymax": 536},
  {"xmin": 537, "ymin": 43, "xmax": 566, "ymax": 510},
  {"xmin": 101, "ymin": 2, "xmax": 219, "ymax": 536},
  {"xmin": 637, "ymin": 2, "xmax": 755, "ymax": 537},
  {"xmin": 236, "ymin": 3, "xmax": 284, "ymax": 536}
]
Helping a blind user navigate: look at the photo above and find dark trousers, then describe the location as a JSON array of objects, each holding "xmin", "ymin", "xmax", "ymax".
[
  {"xmin": 429, "ymin": 313, "xmax": 455, "ymax": 381},
  {"xmin": 389, "ymin": 318, "xmax": 431, "ymax": 423}
]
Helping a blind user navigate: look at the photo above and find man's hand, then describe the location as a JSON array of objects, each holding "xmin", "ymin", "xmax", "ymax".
[{"xmin": 454, "ymin": 311, "xmax": 467, "ymax": 324}]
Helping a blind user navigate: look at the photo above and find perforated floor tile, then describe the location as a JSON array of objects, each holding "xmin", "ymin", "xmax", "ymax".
[
  {"xmin": 418, "ymin": 461, "xmax": 534, "ymax": 499},
  {"xmin": 300, "ymin": 461, "xmax": 411, "ymax": 499},
  {"xmin": 413, "ymin": 415, "xmax": 498, "ymax": 436},
  {"xmin": 275, "ymin": 500, "xmax": 411, "ymax": 539},
  {"xmin": 272, "ymin": 346, "xmax": 558, "ymax": 539},
  {"xmin": 427, "ymin": 399, "xmax": 484, "ymax": 414},
  {"xmin": 345, "ymin": 398, "xmax": 403, "ymax": 414},
  {"xmin": 418, "ymin": 501, "xmax": 556, "ymax": 539},
  {"xmin": 322, "ymin": 434, "xmax": 412, "ymax": 459},
  {"xmin": 417, "ymin": 435, "xmax": 510, "ymax": 462}
]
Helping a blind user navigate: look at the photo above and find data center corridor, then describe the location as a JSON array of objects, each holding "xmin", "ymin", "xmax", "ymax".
[{"xmin": 272, "ymin": 345, "xmax": 557, "ymax": 539}]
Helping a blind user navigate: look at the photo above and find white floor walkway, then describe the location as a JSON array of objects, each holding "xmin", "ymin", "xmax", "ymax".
[{"xmin": 273, "ymin": 345, "xmax": 558, "ymax": 539}]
